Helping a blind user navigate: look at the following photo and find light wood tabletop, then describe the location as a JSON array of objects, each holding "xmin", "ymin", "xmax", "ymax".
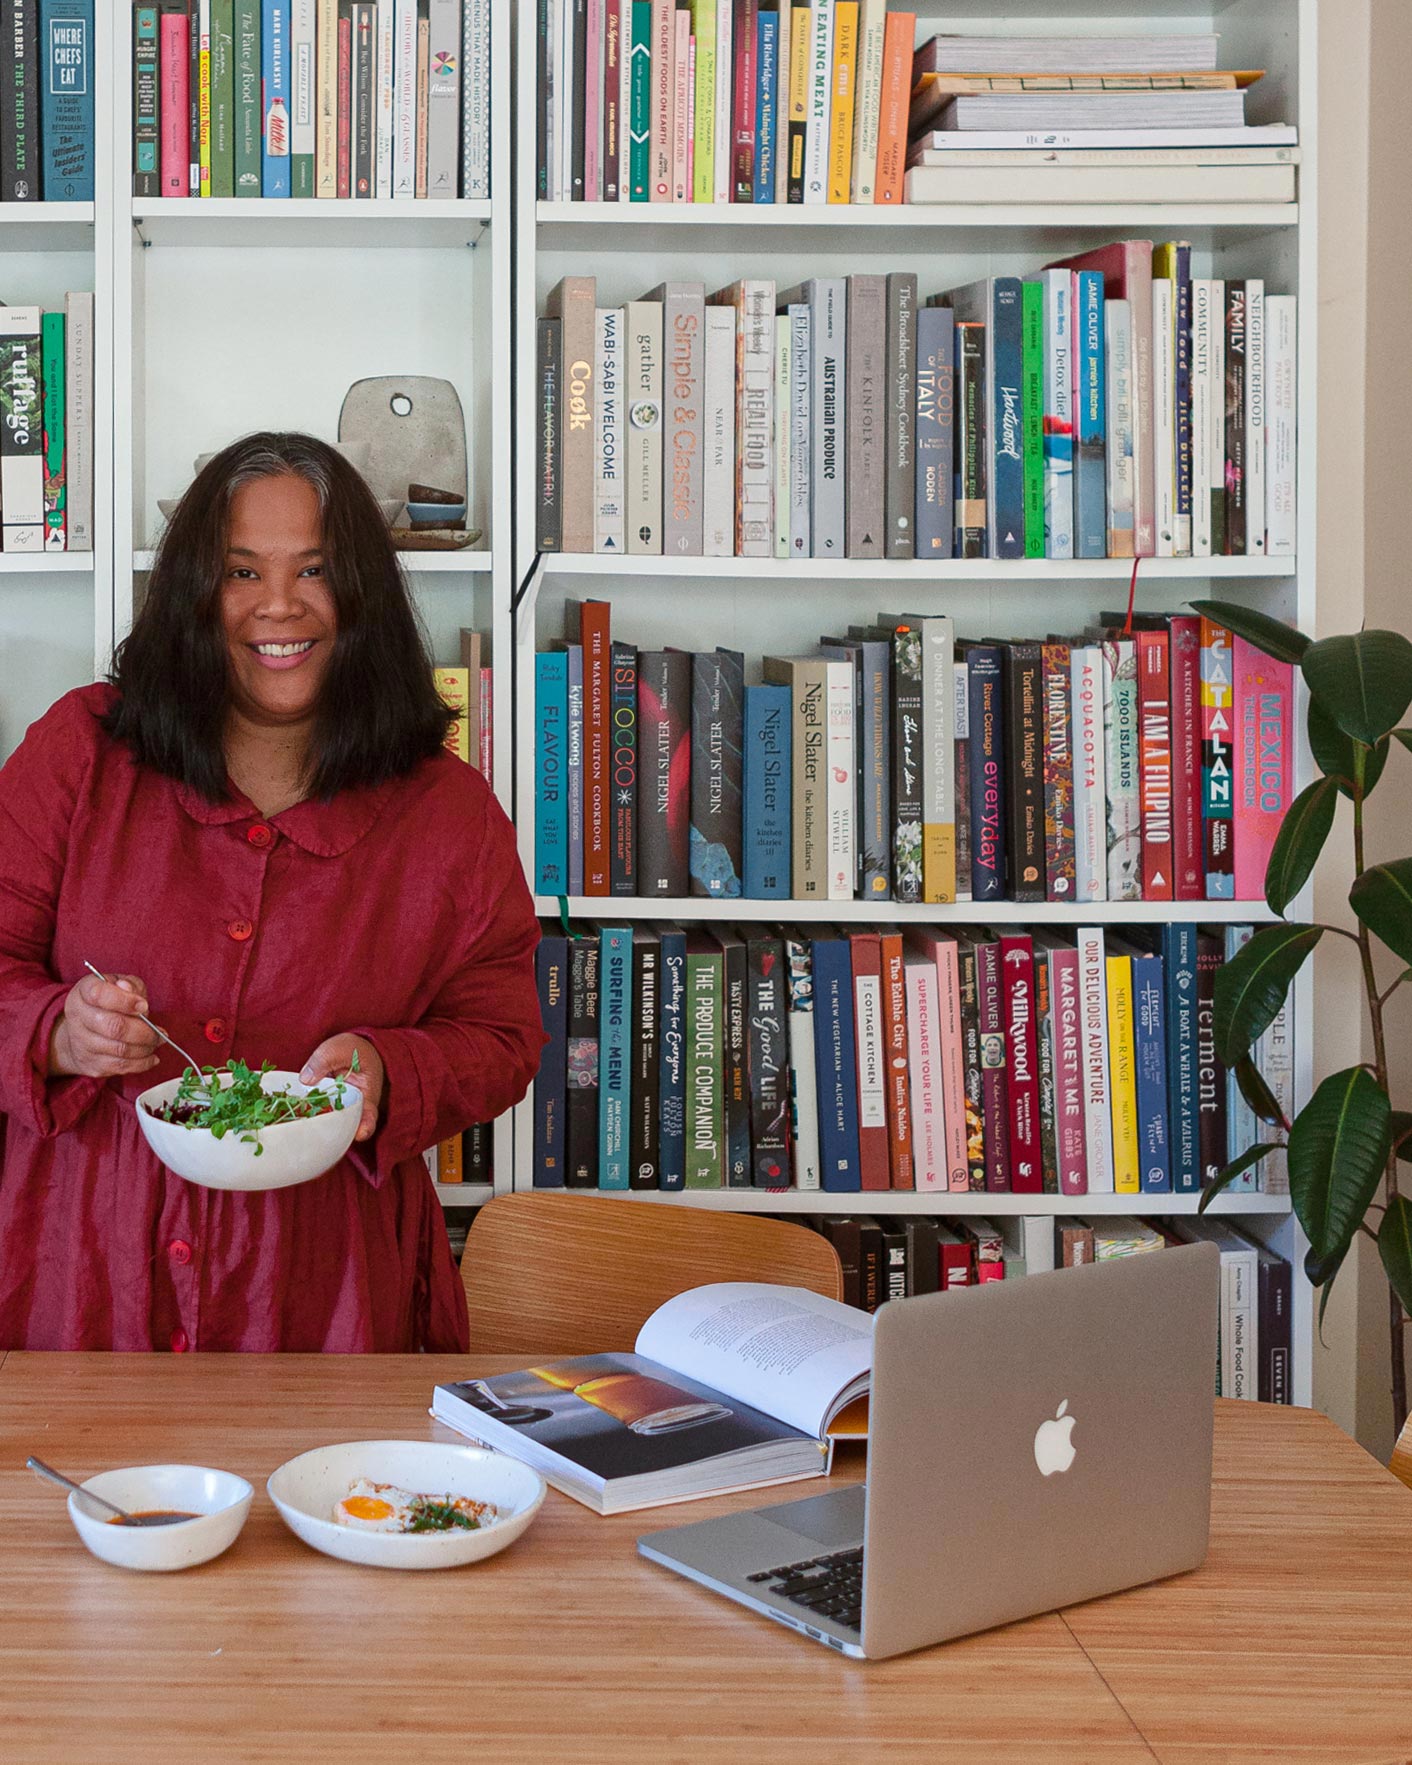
[{"xmin": 1, "ymin": 1355, "xmax": 1409, "ymax": 1765}]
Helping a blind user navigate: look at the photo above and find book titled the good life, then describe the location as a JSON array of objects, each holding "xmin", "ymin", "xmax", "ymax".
[{"xmin": 432, "ymin": 1283, "xmax": 872, "ymax": 1515}]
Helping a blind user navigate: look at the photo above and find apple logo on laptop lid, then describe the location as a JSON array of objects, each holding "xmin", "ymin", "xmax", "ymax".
[{"xmin": 1034, "ymin": 1400, "xmax": 1078, "ymax": 1477}]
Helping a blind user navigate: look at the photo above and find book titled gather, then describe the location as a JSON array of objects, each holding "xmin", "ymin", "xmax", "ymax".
[{"xmin": 432, "ymin": 1283, "xmax": 872, "ymax": 1516}]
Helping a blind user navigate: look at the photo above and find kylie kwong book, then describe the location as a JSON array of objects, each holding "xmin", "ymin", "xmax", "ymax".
[{"xmin": 432, "ymin": 1283, "xmax": 872, "ymax": 1515}]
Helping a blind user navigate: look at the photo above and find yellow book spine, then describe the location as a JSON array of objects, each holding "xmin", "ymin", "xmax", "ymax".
[
  {"xmin": 433, "ymin": 667, "xmax": 472, "ymax": 762},
  {"xmin": 199, "ymin": 41, "xmax": 212, "ymax": 196},
  {"xmin": 1106, "ymin": 955, "xmax": 1140, "ymax": 1193},
  {"xmin": 787, "ymin": 5, "xmax": 811, "ymax": 193},
  {"xmin": 436, "ymin": 1134, "xmax": 464, "ymax": 1183},
  {"xmin": 691, "ymin": 0, "xmax": 716, "ymax": 204},
  {"xmin": 827, "ymin": 2, "xmax": 858, "ymax": 204}
]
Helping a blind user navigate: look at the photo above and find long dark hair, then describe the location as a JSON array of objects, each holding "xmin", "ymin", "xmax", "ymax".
[{"xmin": 104, "ymin": 431, "xmax": 456, "ymax": 800}]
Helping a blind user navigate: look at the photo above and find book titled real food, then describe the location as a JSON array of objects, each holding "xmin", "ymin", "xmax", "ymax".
[{"xmin": 433, "ymin": 1281, "xmax": 872, "ymax": 1515}]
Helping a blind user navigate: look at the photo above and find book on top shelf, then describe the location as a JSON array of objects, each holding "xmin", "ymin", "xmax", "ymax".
[{"xmin": 433, "ymin": 1281, "xmax": 872, "ymax": 1513}]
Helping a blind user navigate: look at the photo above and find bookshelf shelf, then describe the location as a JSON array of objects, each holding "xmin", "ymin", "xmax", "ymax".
[
  {"xmin": 0, "ymin": 554, "xmax": 96, "ymax": 576},
  {"xmin": 435, "ymin": 1183, "xmax": 494, "ymax": 1207},
  {"xmin": 537, "ymin": 1188, "xmax": 1293, "ymax": 1218},
  {"xmin": 532, "ymin": 896, "xmax": 1277, "ymax": 926},
  {"xmin": 533, "ymin": 554, "xmax": 1296, "ymax": 583},
  {"xmin": 131, "ymin": 548, "xmax": 494, "ymax": 575},
  {"xmin": 0, "ymin": 202, "xmax": 94, "ymax": 251},
  {"xmin": 131, "ymin": 198, "xmax": 494, "ymax": 250}
]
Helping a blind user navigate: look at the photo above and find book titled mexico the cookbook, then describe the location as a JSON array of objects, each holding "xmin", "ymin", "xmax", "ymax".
[{"xmin": 433, "ymin": 1283, "xmax": 872, "ymax": 1515}]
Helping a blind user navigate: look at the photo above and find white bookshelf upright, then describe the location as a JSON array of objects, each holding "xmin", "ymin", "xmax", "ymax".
[{"xmin": 508, "ymin": 0, "xmax": 1319, "ymax": 1402}]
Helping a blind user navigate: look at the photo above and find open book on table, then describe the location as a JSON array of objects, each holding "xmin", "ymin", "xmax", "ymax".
[{"xmin": 432, "ymin": 1282, "xmax": 872, "ymax": 1515}]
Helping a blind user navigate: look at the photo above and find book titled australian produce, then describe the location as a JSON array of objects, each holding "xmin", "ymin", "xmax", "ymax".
[{"xmin": 433, "ymin": 1282, "xmax": 871, "ymax": 1514}]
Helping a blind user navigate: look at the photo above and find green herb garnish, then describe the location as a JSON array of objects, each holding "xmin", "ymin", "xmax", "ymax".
[
  {"xmin": 406, "ymin": 1499, "xmax": 480, "ymax": 1533},
  {"xmin": 144, "ymin": 1058, "xmax": 346, "ymax": 1155}
]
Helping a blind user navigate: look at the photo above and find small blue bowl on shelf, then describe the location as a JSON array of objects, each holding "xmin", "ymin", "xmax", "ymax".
[{"xmin": 406, "ymin": 498, "xmax": 467, "ymax": 529}]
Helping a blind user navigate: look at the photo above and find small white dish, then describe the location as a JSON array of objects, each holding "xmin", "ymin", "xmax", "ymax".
[
  {"xmin": 267, "ymin": 1439, "xmax": 546, "ymax": 1571},
  {"xmin": 68, "ymin": 1465, "xmax": 253, "ymax": 1572},
  {"xmin": 135, "ymin": 1069, "xmax": 361, "ymax": 1193}
]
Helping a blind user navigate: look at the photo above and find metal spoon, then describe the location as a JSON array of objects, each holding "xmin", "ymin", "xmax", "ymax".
[
  {"xmin": 26, "ymin": 1456, "xmax": 195, "ymax": 1526},
  {"xmin": 83, "ymin": 961, "xmax": 209, "ymax": 1086}
]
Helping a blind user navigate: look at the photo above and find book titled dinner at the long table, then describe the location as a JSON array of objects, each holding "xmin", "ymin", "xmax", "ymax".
[{"xmin": 433, "ymin": 1282, "xmax": 871, "ymax": 1514}]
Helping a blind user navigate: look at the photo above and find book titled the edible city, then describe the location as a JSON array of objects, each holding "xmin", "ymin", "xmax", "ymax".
[{"xmin": 433, "ymin": 1282, "xmax": 871, "ymax": 1514}]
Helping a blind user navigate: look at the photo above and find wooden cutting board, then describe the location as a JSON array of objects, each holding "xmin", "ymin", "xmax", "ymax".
[{"xmin": 337, "ymin": 375, "xmax": 468, "ymax": 506}]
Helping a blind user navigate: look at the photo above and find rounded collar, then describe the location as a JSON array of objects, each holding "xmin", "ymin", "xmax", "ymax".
[{"xmin": 174, "ymin": 774, "xmax": 401, "ymax": 857}]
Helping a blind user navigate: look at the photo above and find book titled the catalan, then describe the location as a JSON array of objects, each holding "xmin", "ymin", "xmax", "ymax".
[
  {"xmin": 1200, "ymin": 615, "xmax": 1236, "ymax": 899},
  {"xmin": 1232, "ymin": 637, "xmax": 1292, "ymax": 901}
]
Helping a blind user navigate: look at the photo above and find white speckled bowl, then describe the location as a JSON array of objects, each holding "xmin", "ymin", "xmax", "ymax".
[
  {"xmin": 135, "ymin": 1070, "xmax": 361, "ymax": 1193},
  {"xmin": 267, "ymin": 1440, "xmax": 546, "ymax": 1570},
  {"xmin": 68, "ymin": 1465, "xmax": 253, "ymax": 1571}
]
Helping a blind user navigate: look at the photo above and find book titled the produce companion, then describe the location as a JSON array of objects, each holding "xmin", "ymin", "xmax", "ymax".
[{"xmin": 432, "ymin": 1282, "xmax": 871, "ymax": 1515}]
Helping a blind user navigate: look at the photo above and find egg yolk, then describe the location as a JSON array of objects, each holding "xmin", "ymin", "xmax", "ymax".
[{"xmin": 343, "ymin": 1496, "xmax": 396, "ymax": 1521}]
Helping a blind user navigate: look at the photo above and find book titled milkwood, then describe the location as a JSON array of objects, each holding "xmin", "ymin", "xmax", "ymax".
[
  {"xmin": 689, "ymin": 647, "xmax": 744, "ymax": 898},
  {"xmin": 610, "ymin": 641, "xmax": 637, "ymax": 895},
  {"xmin": 636, "ymin": 649, "xmax": 690, "ymax": 897},
  {"xmin": 629, "ymin": 928, "xmax": 661, "ymax": 1189},
  {"xmin": 534, "ymin": 928, "xmax": 569, "ymax": 1187},
  {"xmin": 1000, "ymin": 933, "xmax": 1042, "ymax": 1193},
  {"xmin": 744, "ymin": 929, "xmax": 790, "ymax": 1188}
]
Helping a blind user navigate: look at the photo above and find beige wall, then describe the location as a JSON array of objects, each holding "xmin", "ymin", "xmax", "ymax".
[{"xmin": 1311, "ymin": 0, "xmax": 1412, "ymax": 1462}]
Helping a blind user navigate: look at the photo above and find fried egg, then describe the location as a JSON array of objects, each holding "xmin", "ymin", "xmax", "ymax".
[{"xmin": 332, "ymin": 1478, "xmax": 497, "ymax": 1534}]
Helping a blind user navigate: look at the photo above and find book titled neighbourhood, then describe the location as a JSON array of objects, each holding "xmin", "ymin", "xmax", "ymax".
[{"xmin": 433, "ymin": 1281, "xmax": 871, "ymax": 1514}]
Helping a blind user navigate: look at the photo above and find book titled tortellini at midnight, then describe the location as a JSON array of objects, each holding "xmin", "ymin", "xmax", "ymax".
[{"xmin": 433, "ymin": 1282, "xmax": 871, "ymax": 1514}]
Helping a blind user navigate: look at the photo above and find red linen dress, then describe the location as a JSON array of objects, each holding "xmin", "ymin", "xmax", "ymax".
[{"xmin": 0, "ymin": 685, "xmax": 544, "ymax": 1352}]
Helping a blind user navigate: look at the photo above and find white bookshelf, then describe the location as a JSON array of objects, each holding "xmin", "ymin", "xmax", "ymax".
[{"xmin": 508, "ymin": 0, "xmax": 1319, "ymax": 1402}]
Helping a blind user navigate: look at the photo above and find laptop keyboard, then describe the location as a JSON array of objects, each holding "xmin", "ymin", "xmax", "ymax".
[{"xmin": 746, "ymin": 1546, "xmax": 863, "ymax": 1632}]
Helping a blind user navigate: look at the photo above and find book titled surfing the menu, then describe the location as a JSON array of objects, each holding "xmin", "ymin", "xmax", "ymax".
[{"xmin": 432, "ymin": 1283, "xmax": 871, "ymax": 1515}]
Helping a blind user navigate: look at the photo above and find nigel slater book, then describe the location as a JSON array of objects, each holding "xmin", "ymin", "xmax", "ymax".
[{"xmin": 432, "ymin": 1282, "xmax": 871, "ymax": 1515}]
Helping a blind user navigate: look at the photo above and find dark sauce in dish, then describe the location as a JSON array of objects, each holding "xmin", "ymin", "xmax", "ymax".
[{"xmin": 106, "ymin": 1510, "xmax": 199, "ymax": 1526}]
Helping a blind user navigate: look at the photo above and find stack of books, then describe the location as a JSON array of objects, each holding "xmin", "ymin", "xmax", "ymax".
[
  {"xmin": 907, "ymin": 31, "xmax": 1297, "ymax": 206},
  {"xmin": 530, "ymin": 918, "xmax": 1294, "ymax": 1197},
  {"xmin": 537, "ymin": 257, "xmax": 1297, "ymax": 561},
  {"xmin": 0, "ymin": 297, "xmax": 95, "ymax": 553},
  {"xmin": 1, "ymin": 0, "xmax": 94, "ymax": 201},
  {"xmin": 809, "ymin": 1211, "xmax": 1291, "ymax": 1404},
  {"xmin": 534, "ymin": 606, "xmax": 1292, "ymax": 906},
  {"xmin": 132, "ymin": 1, "xmax": 491, "ymax": 199},
  {"xmin": 538, "ymin": 2, "xmax": 920, "ymax": 204}
]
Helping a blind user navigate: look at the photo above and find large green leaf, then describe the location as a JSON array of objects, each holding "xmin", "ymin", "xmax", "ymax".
[
  {"xmin": 1349, "ymin": 858, "xmax": 1412, "ymax": 969},
  {"xmin": 1213, "ymin": 924, "xmax": 1322, "ymax": 1065},
  {"xmin": 1198, "ymin": 1143, "xmax": 1282, "ymax": 1213},
  {"xmin": 1265, "ymin": 777, "xmax": 1338, "ymax": 915},
  {"xmin": 1302, "ymin": 631, "xmax": 1412, "ymax": 746},
  {"xmin": 1288, "ymin": 1067, "xmax": 1391, "ymax": 1267},
  {"xmin": 1234, "ymin": 1056, "xmax": 1284, "ymax": 1127},
  {"xmin": 1315, "ymin": 1247, "xmax": 1350, "ymax": 1342},
  {"xmin": 1378, "ymin": 1195, "xmax": 1412, "ymax": 1320},
  {"xmin": 1187, "ymin": 599, "xmax": 1311, "ymax": 665},
  {"xmin": 1308, "ymin": 696, "xmax": 1388, "ymax": 798}
]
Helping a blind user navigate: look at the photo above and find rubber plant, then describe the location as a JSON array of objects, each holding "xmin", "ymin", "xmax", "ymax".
[{"xmin": 1191, "ymin": 601, "xmax": 1412, "ymax": 1435}]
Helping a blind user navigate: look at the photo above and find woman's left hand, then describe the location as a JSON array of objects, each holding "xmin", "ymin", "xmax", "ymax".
[{"xmin": 300, "ymin": 1033, "xmax": 384, "ymax": 1142}]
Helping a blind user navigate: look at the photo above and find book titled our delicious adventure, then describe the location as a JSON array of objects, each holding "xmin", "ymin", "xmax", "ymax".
[{"xmin": 432, "ymin": 1282, "xmax": 872, "ymax": 1514}]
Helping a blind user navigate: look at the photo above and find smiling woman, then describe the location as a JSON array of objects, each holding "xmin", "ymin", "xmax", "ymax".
[{"xmin": 0, "ymin": 433, "xmax": 545, "ymax": 1355}]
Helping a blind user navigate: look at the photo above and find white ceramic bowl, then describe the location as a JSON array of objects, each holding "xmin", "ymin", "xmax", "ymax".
[
  {"xmin": 135, "ymin": 1070, "xmax": 361, "ymax": 1193},
  {"xmin": 68, "ymin": 1465, "xmax": 253, "ymax": 1572},
  {"xmin": 267, "ymin": 1440, "xmax": 546, "ymax": 1570}
]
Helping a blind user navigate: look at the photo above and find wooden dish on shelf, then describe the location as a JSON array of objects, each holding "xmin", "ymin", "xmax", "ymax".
[{"xmin": 390, "ymin": 528, "xmax": 484, "ymax": 551}]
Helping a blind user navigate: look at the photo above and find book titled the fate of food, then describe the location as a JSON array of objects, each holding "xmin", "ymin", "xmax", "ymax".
[{"xmin": 433, "ymin": 1282, "xmax": 872, "ymax": 1514}]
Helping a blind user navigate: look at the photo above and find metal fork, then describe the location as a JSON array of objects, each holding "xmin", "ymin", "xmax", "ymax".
[{"xmin": 83, "ymin": 961, "xmax": 209, "ymax": 1084}]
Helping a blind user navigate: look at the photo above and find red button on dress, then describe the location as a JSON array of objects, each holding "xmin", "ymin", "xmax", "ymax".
[
  {"xmin": 247, "ymin": 824, "xmax": 273, "ymax": 848},
  {"xmin": 204, "ymin": 1017, "xmax": 228, "ymax": 1043},
  {"xmin": 169, "ymin": 1239, "xmax": 191, "ymax": 1266},
  {"xmin": 170, "ymin": 1328, "xmax": 189, "ymax": 1353},
  {"xmin": 228, "ymin": 920, "xmax": 253, "ymax": 941}
]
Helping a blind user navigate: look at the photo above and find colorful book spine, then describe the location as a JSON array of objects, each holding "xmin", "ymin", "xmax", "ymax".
[
  {"xmin": 743, "ymin": 682, "xmax": 792, "ymax": 898},
  {"xmin": 1101, "ymin": 636, "xmax": 1141, "ymax": 903},
  {"xmin": 657, "ymin": 926, "xmax": 687, "ymax": 1189},
  {"xmin": 990, "ymin": 278, "xmax": 1025, "ymax": 558},
  {"xmin": 1104, "ymin": 297, "xmax": 1135, "ymax": 556},
  {"xmin": 914, "ymin": 302, "xmax": 954, "ymax": 558},
  {"xmin": 629, "ymin": 929, "xmax": 661, "ymax": 1188},
  {"xmin": 784, "ymin": 932, "xmax": 820, "ymax": 1190},
  {"xmin": 534, "ymin": 931, "xmax": 569, "ymax": 1186},
  {"xmin": 1077, "ymin": 926, "xmax": 1113, "ymax": 1193},
  {"xmin": 39, "ymin": 309, "xmax": 63, "ymax": 550},
  {"xmin": 261, "ymin": 0, "xmax": 290, "ymax": 196},
  {"xmin": 1042, "ymin": 641, "xmax": 1075, "ymax": 901},
  {"xmin": 161, "ymin": 7, "xmax": 192, "ymax": 196},
  {"xmin": 976, "ymin": 938, "xmax": 1009, "ymax": 1193},
  {"xmin": 811, "ymin": 930, "xmax": 861, "ymax": 1192},
  {"xmin": 635, "ymin": 648, "xmax": 691, "ymax": 897},
  {"xmin": 966, "ymin": 644, "xmax": 1005, "ymax": 903},
  {"xmin": 1000, "ymin": 932, "xmax": 1042, "ymax": 1193},
  {"xmin": 1048, "ymin": 943, "xmax": 1088, "ymax": 1195},
  {"xmin": 904, "ymin": 953, "xmax": 941, "ymax": 1189},
  {"xmin": 1130, "ymin": 949, "xmax": 1170, "ymax": 1193},
  {"xmin": 1200, "ymin": 616, "xmax": 1236, "ymax": 899},
  {"xmin": 1041, "ymin": 268, "xmax": 1074, "ymax": 559},
  {"xmin": 1073, "ymin": 269, "xmax": 1106, "ymax": 558},
  {"xmin": 610, "ymin": 641, "xmax": 638, "ymax": 895},
  {"xmin": 885, "ymin": 270, "xmax": 917, "ymax": 557},
  {"xmin": 233, "ymin": 2, "xmax": 261, "ymax": 194},
  {"xmin": 689, "ymin": 647, "xmax": 745, "ymax": 898},
  {"xmin": 1021, "ymin": 277, "xmax": 1044, "ymax": 559},
  {"xmin": 746, "ymin": 930, "xmax": 791, "ymax": 1187},
  {"xmin": 535, "ymin": 652, "xmax": 569, "ymax": 893},
  {"xmin": 1232, "ymin": 637, "xmax": 1292, "ymax": 903},
  {"xmin": 1070, "ymin": 645, "xmax": 1106, "ymax": 904},
  {"xmin": 1162, "ymin": 923, "xmax": 1201, "ymax": 1193},
  {"xmin": 1136, "ymin": 629, "xmax": 1174, "ymax": 901},
  {"xmin": 879, "ymin": 930, "xmax": 914, "ymax": 1189},
  {"xmin": 1106, "ymin": 950, "xmax": 1139, "ymax": 1194},
  {"xmin": 134, "ymin": 4, "xmax": 161, "ymax": 196},
  {"xmin": 850, "ymin": 930, "xmax": 890, "ymax": 1191},
  {"xmin": 716, "ymin": 929, "xmax": 751, "ymax": 1187},
  {"xmin": 684, "ymin": 931, "xmax": 724, "ymax": 1187},
  {"xmin": 595, "ymin": 925, "xmax": 632, "ymax": 1188},
  {"xmin": 0, "ymin": 308, "xmax": 43, "ymax": 551}
]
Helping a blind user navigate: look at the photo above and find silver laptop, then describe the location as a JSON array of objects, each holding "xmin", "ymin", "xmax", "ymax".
[{"xmin": 638, "ymin": 1240, "xmax": 1219, "ymax": 1659}]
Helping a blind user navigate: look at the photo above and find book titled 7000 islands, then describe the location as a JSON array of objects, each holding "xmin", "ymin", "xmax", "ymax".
[{"xmin": 433, "ymin": 1282, "xmax": 871, "ymax": 1514}]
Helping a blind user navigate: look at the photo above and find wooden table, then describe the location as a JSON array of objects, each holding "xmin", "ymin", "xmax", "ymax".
[{"xmin": 2, "ymin": 1356, "xmax": 1410, "ymax": 1765}]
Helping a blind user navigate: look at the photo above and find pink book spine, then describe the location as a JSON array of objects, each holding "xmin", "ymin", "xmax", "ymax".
[
  {"xmin": 686, "ymin": 34, "xmax": 696, "ymax": 201},
  {"xmin": 584, "ymin": 0, "xmax": 603, "ymax": 200},
  {"xmin": 1000, "ymin": 933, "xmax": 1043, "ymax": 1195},
  {"xmin": 1050, "ymin": 947, "xmax": 1089, "ymax": 1196},
  {"xmin": 650, "ymin": 0, "xmax": 674, "ymax": 200},
  {"xmin": 904, "ymin": 956, "xmax": 943, "ymax": 1190},
  {"xmin": 671, "ymin": 12, "xmax": 691, "ymax": 203},
  {"xmin": 160, "ymin": 13, "xmax": 191, "ymax": 198},
  {"xmin": 934, "ymin": 938, "xmax": 969, "ymax": 1192},
  {"xmin": 478, "ymin": 668, "xmax": 493, "ymax": 779},
  {"xmin": 1232, "ymin": 636, "xmax": 1291, "ymax": 901}
]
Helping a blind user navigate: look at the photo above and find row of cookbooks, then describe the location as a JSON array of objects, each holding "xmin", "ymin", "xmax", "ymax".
[
  {"xmin": 538, "ymin": 12, "xmax": 1295, "ymax": 209},
  {"xmin": 0, "ymin": 296, "xmax": 95, "ymax": 553},
  {"xmin": 537, "ymin": 259, "xmax": 1296, "ymax": 563},
  {"xmin": 0, "ymin": 1, "xmax": 93, "ymax": 201},
  {"xmin": 533, "ymin": 603, "xmax": 1292, "ymax": 906},
  {"xmin": 804, "ymin": 1211, "xmax": 1290, "ymax": 1403},
  {"xmin": 131, "ymin": 1, "xmax": 491, "ymax": 199},
  {"xmin": 530, "ymin": 918, "xmax": 1294, "ymax": 1198}
]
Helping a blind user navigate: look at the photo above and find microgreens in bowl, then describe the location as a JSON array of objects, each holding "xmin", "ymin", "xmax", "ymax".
[{"xmin": 142, "ymin": 1054, "xmax": 359, "ymax": 1156}]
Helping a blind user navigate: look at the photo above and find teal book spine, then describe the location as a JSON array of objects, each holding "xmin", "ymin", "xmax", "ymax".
[
  {"xmin": 628, "ymin": 0, "xmax": 650, "ymax": 200},
  {"xmin": 41, "ymin": 309, "xmax": 64, "ymax": 549},
  {"xmin": 133, "ymin": 5, "xmax": 160, "ymax": 195},
  {"xmin": 596, "ymin": 925, "xmax": 633, "ymax": 1189},
  {"xmin": 39, "ymin": 0, "xmax": 93, "ymax": 200},
  {"xmin": 234, "ymin": 3, "xmax": 261, "ymax": 193},
  {"xmin": 534, "ymin": 651, "xmax": 569, "ymax": 894}
]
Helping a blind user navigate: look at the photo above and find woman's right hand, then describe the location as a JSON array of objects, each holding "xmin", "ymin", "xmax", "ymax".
[{"xmin": 47, "ymin": 973, "xmax": 162, "ymax": 1080}]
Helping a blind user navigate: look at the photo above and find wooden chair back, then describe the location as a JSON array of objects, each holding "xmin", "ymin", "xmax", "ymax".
[
  {"xmin": 461, "ymin": 1192, "xmax": 844, "ymax": 1356},
  {"xmin": 1392, "ymin": 1412, "xmax": 1412, "ymax": 1494}
]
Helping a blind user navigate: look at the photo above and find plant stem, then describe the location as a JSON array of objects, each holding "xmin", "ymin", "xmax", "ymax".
[{"xmin": 1352, "ymin": 750, "xmax": 1408, "ymax": 1433}]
